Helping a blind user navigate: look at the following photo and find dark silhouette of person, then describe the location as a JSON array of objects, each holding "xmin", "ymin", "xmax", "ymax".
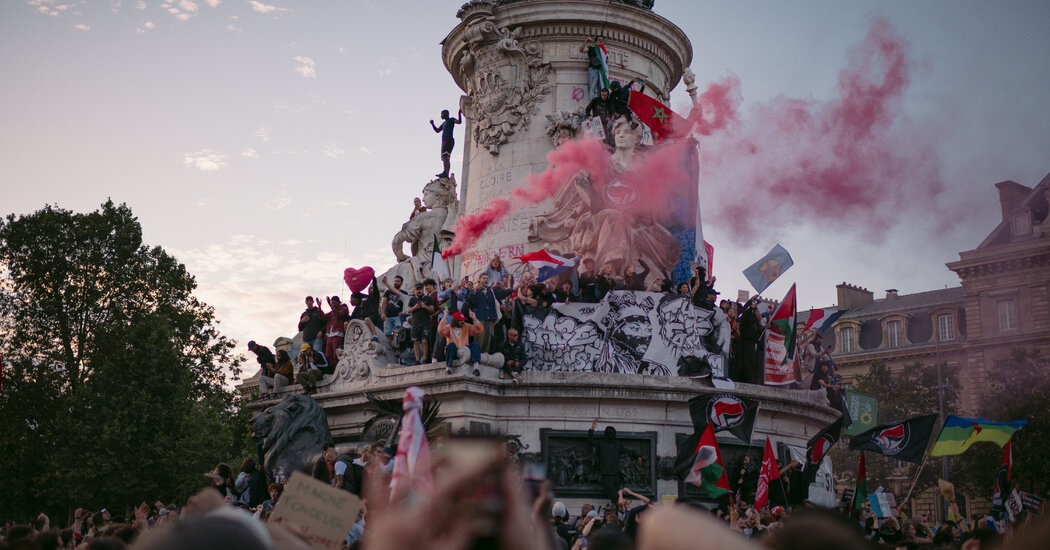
[{"xmin": 430, "ymin": 108, "xmax": 462, "ymax": 178}]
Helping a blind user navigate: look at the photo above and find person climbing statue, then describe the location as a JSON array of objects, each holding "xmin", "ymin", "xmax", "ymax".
[{"xmin": 430, "ymin": 108, "xmax": 463, "ymax": 178}]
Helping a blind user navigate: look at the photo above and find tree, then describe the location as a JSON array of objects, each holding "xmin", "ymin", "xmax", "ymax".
[{"xmin": 0, "ymin": 201, "xmax": 247, "ymax": 520}]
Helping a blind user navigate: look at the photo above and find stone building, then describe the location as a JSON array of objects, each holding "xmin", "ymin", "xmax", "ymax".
[{"xmin": 826, "ymin": 173, "xmax": 1050, "ymax": 415}]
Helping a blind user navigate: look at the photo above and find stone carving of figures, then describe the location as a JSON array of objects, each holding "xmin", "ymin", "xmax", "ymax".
[{"xmin": 381, "ymin": 176, "xmax": 459, "ymax": 290}]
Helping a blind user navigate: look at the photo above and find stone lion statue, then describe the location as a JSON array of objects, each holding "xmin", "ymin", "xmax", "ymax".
[{"xmin": 251, "ymin": 394, "xmax": 332, "ymax": 477}]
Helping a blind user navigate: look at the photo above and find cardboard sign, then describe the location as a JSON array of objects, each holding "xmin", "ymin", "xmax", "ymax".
[
  {"xmin": 1005, "ymin": 489, "xmax": 1024, "ymax": 521},
  {"xmin": 581, "ymin": 117, "xmax": 606, "ymax": 140},
  {"xmin": 737, "ymin": 290, "xmax": 750, "ymax": 303},
  {"xmin": 270, "ymin": 472, "xmax": 362, "ymax": 550}
]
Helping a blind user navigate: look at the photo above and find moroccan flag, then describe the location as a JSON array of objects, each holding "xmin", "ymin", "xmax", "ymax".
[
  {"xmin": 851, "ymin": 452, "xmax": 867, "ymax": 514},
  {"xmin": 802, "ymin": 307, "xmax": 846, "ymax": 333},
  {"xmin": 742, "ymin": 244, "xmax": 794, "ymax": 294},
  {"xmin": 431, "ymin": 235, "xmax": 451, "ymax": 282},
  {"xmin": 755, "ymin": 437, "xmax": 781, "ymax": 509},
  {"xmin": 628, "ymin": 91, "xmax": 689, "ymax": 144},
  {"xmin": 688, "ymin": 393, "xmax": 759, "ymax": 445},
  {"xmin": 770, "ymin": 283, "xmax": 798, "ymax": 366},
  {"xmin": 389, "ymin": 386, "xmax": 434, "ymax": 501},
  {"xmin": 848, "ymin": 414, "xmax": 937, "ymax": 463},
  {"xmin": 990, "ymin": 440, "xmax": 1012, "ymax": 519},
  {"xmin": 929, "ymin": 415, "xmax": 1027, "ymax": 457},
  {"xmin": 675, "ymin": 424, "xmax": 731, "ymax": 499},
  {"xmin": 804, "ymin": 416, "xmax": 843, "ymax": 483}
]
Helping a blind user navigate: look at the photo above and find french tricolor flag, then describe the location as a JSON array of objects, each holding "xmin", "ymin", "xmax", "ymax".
[
  {"xmin": 515, "ymin": 250, "xmax": 577, "ymax": 282},
  {"xmin": 802, "ymin": 307, "xmax": 846, "ymax": 333}
]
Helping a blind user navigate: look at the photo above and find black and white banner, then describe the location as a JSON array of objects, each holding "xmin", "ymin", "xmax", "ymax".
[{"xmin": 521, "ymin": 291, "xmax": 730, "ymax": 377}]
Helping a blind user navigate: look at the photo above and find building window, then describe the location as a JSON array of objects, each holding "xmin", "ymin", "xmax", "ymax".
[
  {"xmin": 887, "ymin": 320, "xmax": 903, "ymax": 347},
  {"xmin": 839, "ymin": 327, "xmax": 855, "ymax": 353},
  {"xmin": 997, "ymin": 300, "xmax": 1017, "ymax": 331},
  {"xmin": 938, "ymin": 314, "xmax": 955, "ymax": 341},
  {"xmin": 1011, "ymin": 211, "xmax": 1031, "ymax": 237}
]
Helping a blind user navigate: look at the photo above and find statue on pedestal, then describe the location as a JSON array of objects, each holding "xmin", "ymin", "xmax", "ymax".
[{"xmin": 381, "ymin": 176, "xmax": 459, "ymax": 290}]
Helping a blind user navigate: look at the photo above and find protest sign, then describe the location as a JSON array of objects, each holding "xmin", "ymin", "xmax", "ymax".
[{"xmin": 270, "ymin": 472, "xmax": 362, "ymax": 550}]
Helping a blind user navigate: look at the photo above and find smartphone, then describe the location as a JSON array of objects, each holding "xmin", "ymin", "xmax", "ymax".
[{"xmin": 522, "ymin": 461, "xmax": 547, "ymax": 502}]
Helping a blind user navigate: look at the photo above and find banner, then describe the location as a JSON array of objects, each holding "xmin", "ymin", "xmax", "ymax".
[
  {"xmin": 848, "ymin": 414, "xmax": 938, "ymax": 463},
  {"xmin": 868, "ymin": 491, "xmax": 899, "ymax": 518},
  {"xmin": 788, "ymin": 445, "xmax": 835, "ymax": 508},
  {"xmin": 1006, "ymin": 489, "xmax": 1024, "ymax": 521},
  {"xmin": 843, "ymin": 392, "xmax": 878, "ymax": 436},
  {"xmin": 688, "ymin": 393, "xmax": 759, "ymax": 444},
  {"xmin": 763, "ymin": 331, "xmax": 795, "ymax": 385},
  {"xmin": 742, "ymin": 244, "xmax": 794, "ymax": 294},
  {"xmin": 521, "ymin": 290, "xmax": 729, "ymax": 377}
]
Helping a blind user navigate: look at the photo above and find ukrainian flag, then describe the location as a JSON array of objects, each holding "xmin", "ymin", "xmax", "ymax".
[{"xmin": 929, "ymin": 415, "xmax": 1027, "ymax": 457}]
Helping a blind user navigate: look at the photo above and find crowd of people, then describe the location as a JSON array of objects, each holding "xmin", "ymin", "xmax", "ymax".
[{"xmin": 3, "ymin": 434, "xmax": 1042, "ymax": 550}]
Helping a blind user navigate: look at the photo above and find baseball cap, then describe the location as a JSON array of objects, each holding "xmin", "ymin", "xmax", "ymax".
[
  {"xmin": 452, "ymin": 312, "xmax": 467, "ymax": 321},
  {"xmin": 300, "ymin": 344, "xmax": 311, "ymax": 352}
]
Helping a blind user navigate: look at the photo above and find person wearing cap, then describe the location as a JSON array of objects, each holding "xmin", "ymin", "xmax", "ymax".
[
  {"xmin": 349, "ymin": 276, "xmax": 382, "ymax": 340},
  {"xmin": 295, "ymin": 343, "xmax": 329, "ymax": 394},
  {"xmin": 552, "ymin": 501, "xmax": 572, "ymax": 548},
  {"xmin": 247, "ymin": 340, "xmax": 275, "ymax": 376},
  {"xmin": 438, "ymin": 309, "xmax": 483, "ymax": 375}
]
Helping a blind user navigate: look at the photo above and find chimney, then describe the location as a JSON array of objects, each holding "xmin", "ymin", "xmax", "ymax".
[
  {"xmin": 836, "ymin": 282, "xmax": 874, "ymax": 310},
  {"xmin": 995, "ymin": 180, "xmax": 1032, "ymax": 222},
  {"xmin": 886, "ymin": 289, "xmax": 898, "ymax": 299}
]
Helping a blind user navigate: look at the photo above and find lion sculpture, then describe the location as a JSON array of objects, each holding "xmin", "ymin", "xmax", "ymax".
[{"xmin": 251, "ymin": 394, "xmax": 332, "ymax": 477}]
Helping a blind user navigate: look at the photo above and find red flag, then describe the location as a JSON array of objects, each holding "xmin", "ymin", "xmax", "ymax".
[
  {"xmin": 628, "ymin": 91, "xmax": 688, "ymax": 143},
  {"xmin": 755, "ymin": 437, "xmax": 781, "ymax": 509}
]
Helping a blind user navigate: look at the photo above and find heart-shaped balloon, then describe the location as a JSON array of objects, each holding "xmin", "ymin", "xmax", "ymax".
[{"xmin": 343, "ymin": 266, "xmax": 375, "ymax": 293}]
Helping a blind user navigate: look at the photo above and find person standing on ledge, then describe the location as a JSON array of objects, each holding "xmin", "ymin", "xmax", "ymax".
[
  {"xmin": 579, "ymin": 36, "xmax": 608, "ymax": 102},
  {"xmin": 430, "ymin": 108, "xmax": 462, "ymax": 178},
  {"xmin": 588, "ymin": 418, "xmax": 642, "ymax": 505}
]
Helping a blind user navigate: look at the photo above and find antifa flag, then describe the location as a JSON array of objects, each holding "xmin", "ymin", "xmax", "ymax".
[
  {"xmin": 804, "ymin": 416, "xmax": 843, "ymax": 483},
  {"xmin": 688, "ymin": 393, "xmax": 759, "ymax": 445},
  {"xmin": 848, "ymin": 414, "xmax": 937, "ymax": 463},
  {"xmin": 990, "ymin": 440, "xmax": 1013, "ymax": 519}
]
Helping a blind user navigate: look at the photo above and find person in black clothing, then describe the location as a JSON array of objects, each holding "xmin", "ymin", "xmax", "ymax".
[
  {"xmin": 689, "ymin": 263, "xmax": 716, "ymax": 311},
  {"xmin": 588, "ymin": 419, "xmax": 641, "ymax": 505},
  {"xmin": 430, "ymin": 109, "xmax": 462, "ymax": 178},
  {"xmin": 609, "ymin": 77, "xmax": 645, "ymax": 120},
  {"xmin": 380, "ymin": 275, "xmax": 409, "ymax": 347},
  {"xmin": 579, "ymin": 36, "xmax": 606, "ymax": 102},
  {"xmin": 585, "ymin": 87, "xmax": 612, "ymax": 124},
  {"xmin": 595, "ymin": 264, "xmax": 617, "ymax": 302},
  {"xmin": 620, "ymin": 259, "xmax": 650, "ymax": 291},
  {"xmin": 247, "ymin": 340, "xmax": 275, "ymax": 375},
  {"xmin": 577, "ymin": 258, "xmax": 598, "ymax": 302},
  {"xmin": 297, "ymin": 296, "xmax": 325, "ymax": 354},
  {"xmin": 551, "ymin": 280, "xmax": 577, "ymax": 303},
  {"xmin": 349, "ymin": 276, "xmax": 382, "ymax": 340},
  {"xmin": 500, "ymin": 327, "xmax": 526, "ymax": 384},
  {"xmin": 407, "ymin": 283, "xmax": 435, "ymax": 364},
  {"xmin": 735, "ymin": 300, "xmax": 765, "ymax": 384}
]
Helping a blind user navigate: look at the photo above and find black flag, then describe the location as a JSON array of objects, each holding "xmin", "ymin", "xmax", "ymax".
[
  {"xmin": 848, "ymin": 414, "xmax": 937, "ymax": 464},
  {"xmin": 804, "ymin": 416, "xmax": 843, "ymax": 483},
  {"xmin": 688, "ymin": 393, "xmax": 760, "ymax": 444}
]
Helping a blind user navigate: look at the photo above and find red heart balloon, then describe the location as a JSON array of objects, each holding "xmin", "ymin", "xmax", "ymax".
[{"xmin": 343, "ymin": 266, "xmax": 375, "ymax": 293}]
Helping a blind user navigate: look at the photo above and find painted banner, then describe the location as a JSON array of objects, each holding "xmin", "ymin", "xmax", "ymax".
[
  {"xmin": 788, "ymin": 445, "xmax": 836, "ymax": 508},
  {"xmin": 581, "ymin": 116, "xmax": 606, "ymax": 140},
  {"xmin": 270, "ymin": 472, "xmax": 362, "ymax": 550},
  {"xmin": 520, "ymin": 290, "xmax": 729, "ymax": 377},
  {"xmin": 844, "ymin": 391, "xmax": 878, "ymax": 436},
  {"xmin": 763, "ymin": 331, "xmax": 795, "ymax": 385}
]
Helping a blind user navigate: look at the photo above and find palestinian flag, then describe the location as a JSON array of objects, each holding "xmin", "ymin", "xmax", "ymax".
[
  {"xmin": 804, "ymin": 416, "xmax": 843, "ymax": 483},
  {"xmin": 851, "ymin": 452, "xmax": 867, "ymax": 514},
  {"xmin": 594, "ymin": 43, "xmax": 610, "ymax": 90},
  {"xmin": 628, "ymin": 92, "xmax": 688, "ymax": 144},
  {"xmin": 848, "ymin": 414, "xmax": 937, "ymax": 463},
  {"xmin": 431, "ymin": 235, "xmax": 450, "ymax": 282},
  {"xmin": 990, "ymin": 440, "xmax": 1012, "ymax": 519},
  {"xmin": 675, "ymin": 424, "xmax": 730, "ymax": 499},
  {"xmin": 929, "ymin": 415, "xmax": 1027, "ymax": 457},
  {"xmin": 754, "ymin": 437, "xmax": 781, "ymax": 509},
  {"xmin": 770, "ymin": 283, "xmax": 798, "ymax": 366}
]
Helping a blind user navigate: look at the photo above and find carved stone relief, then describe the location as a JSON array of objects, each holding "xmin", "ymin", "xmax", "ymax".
[{"xmin": 540, "ymin": 429, "xmax": 656, "ymax": 497}]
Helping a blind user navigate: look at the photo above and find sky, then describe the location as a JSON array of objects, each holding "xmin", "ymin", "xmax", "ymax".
[{"xmin": 2, "ymin": 1, "xmax": 1049, "ymax": 379}]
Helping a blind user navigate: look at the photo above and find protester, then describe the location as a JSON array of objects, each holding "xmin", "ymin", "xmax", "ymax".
[
  {"xmin": 294, "ymin": 344, "xmax": 330, "ymax": 394},
  {"xmin": 500, "ymin": 327, "xmax": 526, "ymax": 384},
  {"xmin": 406, "ymin": 283, "xmax": 435, "ymax": 365},
  {"xmin": 430, "ymin": 108, "xmax": 463, "ymax": 179},
  {"xmin": 318, "ymin": 295, "xmax": 350, "ymax": 367},
  {"xmin": 297, "ymin": 296, "xmax": 324, "ymax": 354},
  {"xmin": 258, "ymin": 350, "xmax": 293, "ymax": 398},
  {"xmin": 438, "ymin": 310, "xmax": 483, "ymax": 376}
]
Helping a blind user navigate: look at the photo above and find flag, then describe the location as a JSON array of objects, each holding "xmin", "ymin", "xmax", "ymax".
[
  {"xmin": 802, "ymin": 307, "xmax": 846, "ymax": 333},
  {"xmin": 755, "ymin": 437, "xmax": 781, "ymax": 509},
  {"xmin": 675, "ymin": 424, "xmax": 730, "ymax": 499},
  {"xmin": 851, "ymin": 452, "xmax": 867, "ymax": 514},
  {"xmin": 742, "ymin": 244, "xmax": 794, "ymax": 294},
  {"xmin": 843, "ymin": 391, "xmax": 878, "ymax": 436},
  {"xmin": 628, "ymin": 91, "xmax": 689, "ymax": 144},
  {"xmin": 389, "ymin": 386, "xmax": 433, "ymax": 501},
  {"xmin": 929, "ymin": 415, "xmax": 1027, "ymax": 457},
  {"xmin": 990, "ymin": 440, "xmax": 1012, "ymax": 519},
  {"xmin": 688, "ymin": 393, "xmax": 759, "ymax": 445},
  {"xmin": 594, "ymin": 43, "xmax": 610, "ymax": 90},
  {"xmin": 431, "ymin": 235, "xmax": 450, "ymax": 282},
  {"xmin": 763, "ymin": 284, "xmax": 799, "ymax": 385},
  {"xmin": 804, "ymin": 417, "xmax": 843, "ymax": 483},
  {"xmin": 848, "ymin": 414, "xmax": 938, "ymax": 463},
  {"xmin": 514, "ymin": 250, "xmax": 577, "ymax": 283},
  {"xmin": 868, "ymin": 492, "xmax": 899, "ymax": 518}
]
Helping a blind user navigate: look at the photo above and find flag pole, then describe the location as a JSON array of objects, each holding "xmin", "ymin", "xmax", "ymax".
[{"xmin": 901, "ymin": 453, "xmax": 931, "ymax": 511}]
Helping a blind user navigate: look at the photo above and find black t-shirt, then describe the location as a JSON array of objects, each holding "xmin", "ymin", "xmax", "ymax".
[
  {"xmin": 253, "ymin": 346, "xmax": 275, "ymax": 366},
  {"xmin": 408, "ymin": 295, "xmax": 435, "ymax": 325},
  {"xmin": 384, "ymin": 289, "xmax": 406, "ymax": 318},
  {"xmin": 298, "ymin": 307, "xmax": 323, "ymax": 339}
]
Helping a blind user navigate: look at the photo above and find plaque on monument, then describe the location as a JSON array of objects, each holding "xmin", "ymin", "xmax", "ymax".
[{"xmin": 540, "ymin": 429, "xmax": 656, "ymax": 498}]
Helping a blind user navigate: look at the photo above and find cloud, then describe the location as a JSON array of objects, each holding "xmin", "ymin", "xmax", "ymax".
[
  {"xmin": 30, "ymin": 1, "xmax": 72, "ymax": 17},
  {"xmin": 248, "ymin": 1, "xmax": 288, "ymax": 14},
  {"xmin": 73, "ymin": 23, "xmax": 90, "ymax": 31},
  {"xmin": 144, "ymin": 20, "xmax": 155, "ymax": 28},
  {"xmin": 358, "ymin": 146, "xmax": 371, "ymax": 155},
  {"xmin": 293, "ymin": 56, "xmax": 316, "ymax": 78},
  {"xmin": 254, "ymin": 125, "xmax": 272, "ymax": 141},
  {"xmin": 136, "ymin": 0, "xmax": 146, "ymax": 9},
  {"xmin": 182, "ymin": 149, "xmax": 227, "ymax": 171},
  {"xmin": 226, "ymin": 23, "xmax": 243, "ymax": 33},
  {"xmin": 164, "ymin": 0, "xmax": 198, "ymax": 21},
  {"xmin": 266, "ymin": 185, "xmax": 291, "ymax": 210},
  {"xmin": 322, "ymin": 144, "xmax": 344, "ymax": 159},
  {"xmin": 241, "ymin": 148, "xmax": 259, "ymax": 159},
  {"xmin": 205, "ymin": 0, "xmax": 220, "ymax": 6},
  {"xmin": 376, "ymin": 56, "xmax": 395, "ymax": 76}
]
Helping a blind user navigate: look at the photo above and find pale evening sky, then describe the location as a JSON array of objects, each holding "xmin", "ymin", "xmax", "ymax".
[{"xmin": 2, "ymin": 1, "xmax": 1048, "ymax": 379}]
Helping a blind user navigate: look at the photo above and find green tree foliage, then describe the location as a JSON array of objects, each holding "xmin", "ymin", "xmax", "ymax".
[
  {"xmin": 830, "ymin": 360, "xmax": 959, "ymax": 495},
  {"xmin": 0, "ymin": 201, "xmax": 248, "ymax": 521},
  {"xmin": 953, "ymin": 348, "xmax": 1050, "ymax": 497}
]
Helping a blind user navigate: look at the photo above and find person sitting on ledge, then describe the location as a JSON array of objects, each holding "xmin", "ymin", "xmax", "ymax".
[
  {"xmin": 500, "ymin": 327, "xmax": 525, "ymax": 384},
  {"xmin": 295, "ymin": 344, "xmax": 329, "ymax": 395},
  {"xmin": 438, "ymin": 310, "xmax": 483, "ymax": 376}
]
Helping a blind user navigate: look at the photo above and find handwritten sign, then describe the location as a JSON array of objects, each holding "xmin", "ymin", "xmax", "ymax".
[{"xmin": 270, "ymin": 472, "xmax": 361, "ymax": 550}]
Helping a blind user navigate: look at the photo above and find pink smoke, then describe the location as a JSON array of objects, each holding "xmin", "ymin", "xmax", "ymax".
[
  {"xmin": 698, "ymin": 18, "xmax": 944, "ymax": 243},
  {"xmin": 442, "ymin": 197, "xmax": 512, "ymax": 258}
]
